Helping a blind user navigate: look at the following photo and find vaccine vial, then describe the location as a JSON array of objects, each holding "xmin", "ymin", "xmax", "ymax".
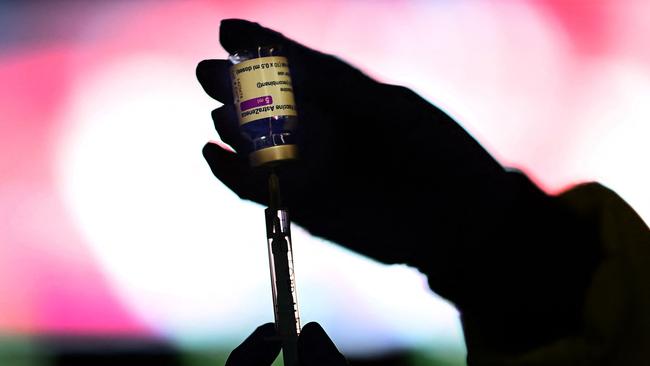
[{"xmin": 229, "ymin": 46, "xmax": 299, "ymax": 167}]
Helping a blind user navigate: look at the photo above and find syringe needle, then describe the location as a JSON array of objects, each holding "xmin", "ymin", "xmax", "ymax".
[{"xmin": 269, "ymin": 170, "xmax": 281, "ymax": 210}]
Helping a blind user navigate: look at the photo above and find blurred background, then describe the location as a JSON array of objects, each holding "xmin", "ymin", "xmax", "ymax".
[{"xmin": 1, "ymin": 0, "xmax": 648, "ymax": 365}]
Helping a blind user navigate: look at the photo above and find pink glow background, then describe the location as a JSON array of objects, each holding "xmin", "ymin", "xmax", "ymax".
[{"xmin": 1, "ymin": 0, "xmax": 648, "ymax": 347}]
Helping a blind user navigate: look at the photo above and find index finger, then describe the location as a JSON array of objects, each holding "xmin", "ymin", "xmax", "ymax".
[{"xmin": 196, "ymin": 59, "xmax": 233, "ymax": 104}]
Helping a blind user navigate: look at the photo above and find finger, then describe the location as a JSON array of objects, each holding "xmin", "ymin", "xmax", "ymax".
[
  {"xmin": 219, "ymin": 18, "xmax": 310, "ymax": 82},
  {"xmin": 298, "ymin": 322, "xmax": 347, "ymax": 366},
  {"xmin": 196, "ymin": 59, "xmax": 233, "ymax": 103},
  {"xmin": 218, "ymin": 19, "xmax": 373, "ymax": 89},
  {"xmin": 212, "ymin": 105, "xmax": 246, "ymax": 151},
  {"xmin": 225, "ymin": 323, "xmax": 281, "ymax": 366},
  {"xmin": 219, "ymin": 19, "xmax": 287, "ymax": 55},
  {"xmin": 202, "ymin": 142, "xmax": 249, "ymax": 197},
  {"xmin": 202, "ymin": 142, "xmax": 266, "ymax": 203}
]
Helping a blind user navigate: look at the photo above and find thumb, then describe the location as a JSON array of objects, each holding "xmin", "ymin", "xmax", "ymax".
[
  {"xmin": 298, "ymin": 322, "xmax": 347, "ymax": 366},
  {"xmin": 218, "ymin": 19, "xmax": 374, "ymax": 90},
  {"xmin": 219, "ymin": 19, "xmax": 288, "ymax": 54}
]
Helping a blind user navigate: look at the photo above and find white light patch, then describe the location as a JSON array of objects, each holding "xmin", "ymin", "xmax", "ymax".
[
  {"xmin": 56, "ymin": 55, "xmax": 270, "ymax": 342},
  {"xmin": 56, "ymin": 54, "xmax": 465, "ymax": 356}
]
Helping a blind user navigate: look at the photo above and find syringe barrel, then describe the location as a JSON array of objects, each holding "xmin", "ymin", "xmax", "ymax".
[{"xmin": 265, "ymin": 207, "xmax": 300, "ymax": 365}]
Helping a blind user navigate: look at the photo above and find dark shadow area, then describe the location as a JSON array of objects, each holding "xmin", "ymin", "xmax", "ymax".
[{"xmin": 39, "ymin": 336, "xmax": 183, "ymax": 366}]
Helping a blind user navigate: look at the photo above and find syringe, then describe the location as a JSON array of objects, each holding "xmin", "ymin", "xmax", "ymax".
[
  {"xmin": 265, "ymin": 171, "xmax": 300, "ymax": 366},
  {"xmin": 227, "ymin": 44, "xmax": 302, "ymax": 365}
]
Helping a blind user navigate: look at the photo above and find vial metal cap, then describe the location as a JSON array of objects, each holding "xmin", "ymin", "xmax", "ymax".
[{"xmin": 249, "ymin": 145, "xmax": 299, "ymax": 167}]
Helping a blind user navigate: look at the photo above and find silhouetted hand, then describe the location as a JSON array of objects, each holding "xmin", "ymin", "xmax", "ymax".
[
  {"xmin": 225, "ymin": 323, "xmax": 347, "ymax": 366},
  {"xmin": 196, "ymin": 19, "xmax": 510, "ymax": 269},
  {"xmin": 197, "ymin": 18, "xmax": 601, "ymax": 359}
]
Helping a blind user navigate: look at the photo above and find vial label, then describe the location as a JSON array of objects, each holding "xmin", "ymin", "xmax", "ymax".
[{"xmin": 230, "ymin": 56, "xmax": 297, "ymax": 125}]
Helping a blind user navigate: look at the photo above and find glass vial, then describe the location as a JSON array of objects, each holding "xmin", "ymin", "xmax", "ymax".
[{"xmin": 229, "ymin": 46, "xmax": 299, "ymax": 167}]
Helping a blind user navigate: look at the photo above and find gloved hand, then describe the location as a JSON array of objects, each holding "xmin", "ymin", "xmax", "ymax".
[
  {"xmin": 225, "ymin": 322, "xmax": 347, "ymax": 366},
  {"xmin": 197, "ymin": 19, "xmax": 600, "ymax": 357},
  {"xmin": 196, "ymin": 19, "xmax": 510, "ymax": 270}
]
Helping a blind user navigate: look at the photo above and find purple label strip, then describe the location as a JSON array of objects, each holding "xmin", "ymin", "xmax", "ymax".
[{"xmin": 240, "ymin": 96, "xmax": 273, "ymax": 111}]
